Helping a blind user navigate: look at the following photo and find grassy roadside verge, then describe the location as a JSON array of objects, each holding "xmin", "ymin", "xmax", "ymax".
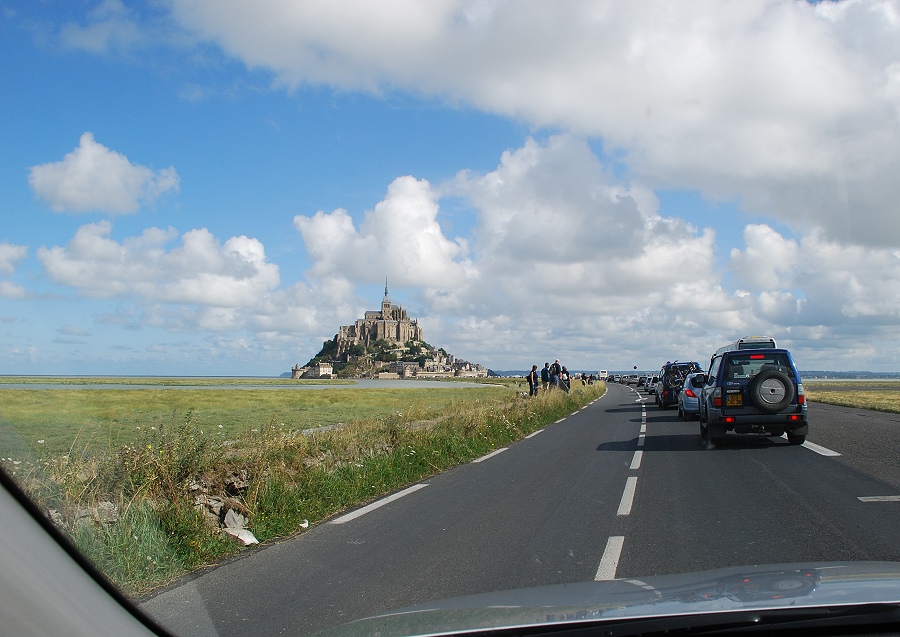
[
  {"xmin": 2, "ymin": 381, "xmax": 604, "ymax": 597},
  {"xmin": 805, "ymin": 391, "xmax": 900, "ymax": 414}
]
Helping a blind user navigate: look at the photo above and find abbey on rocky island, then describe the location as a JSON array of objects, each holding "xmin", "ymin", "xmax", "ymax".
[
  {"xmin": 333, "ymin": 281, "xmax": 423, "ymax": 357},
  {"xmin": 291, "ymin": 282, "xmax": 487, "ymax": 380}
]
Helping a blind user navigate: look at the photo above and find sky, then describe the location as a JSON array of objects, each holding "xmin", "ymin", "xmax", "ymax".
[{"xmin": 2, "ymin": 0, "xmax": 900, "ymax": 376}]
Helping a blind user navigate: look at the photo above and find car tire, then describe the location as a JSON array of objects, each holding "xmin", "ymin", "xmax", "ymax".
[
  {"xmin": 699, "ymin": 420, "xmax": 708, "ymax": 440},
  {"xmin": 787, "ymin": 433, "xmax": 806, "ymax": 445},
  {"xmin": 678, "ymin": 405, "xmax": 683, "ymax": 419},
  {"xmin": 748, "ymin": 369, "xmax": 794, "ymax": 413}
]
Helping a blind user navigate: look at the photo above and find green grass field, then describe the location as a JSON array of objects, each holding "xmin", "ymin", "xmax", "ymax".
[
  {"xmin": 0, "ymin": 382, "xmax": 508, "ymax": 459},
  {"xmin": 0, "ymin": 376, "xmax": 597, "ymax": 595}
]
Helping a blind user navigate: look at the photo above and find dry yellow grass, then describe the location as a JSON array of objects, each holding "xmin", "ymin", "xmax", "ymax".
[{"xmin": 804, "ymin": 380, "xmax": 900, "ymax": 414}]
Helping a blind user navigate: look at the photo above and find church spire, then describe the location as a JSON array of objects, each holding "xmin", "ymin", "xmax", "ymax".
[{"xmin": 381, "ymin": 277, "xmax": 392, "ymax": 317}]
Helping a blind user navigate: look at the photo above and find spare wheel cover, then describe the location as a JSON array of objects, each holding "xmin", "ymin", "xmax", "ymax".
[{"xmin": 750, "ymin": 369, "xmax": 794, "ymax": 413}]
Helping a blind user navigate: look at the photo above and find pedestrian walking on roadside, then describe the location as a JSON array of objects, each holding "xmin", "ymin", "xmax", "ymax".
[
  {"xmin": 541, "ymin": 362, "xmax": 551, "ymax": 392},
  {"xmin": 561, "ymin": 366, "xmax": 571, "ymax": 393},
  {"xmin": 527, "ymin": 365, "xmax": 539, "ymax": 396},
  {"xmin": 549, "ymin": 359, "xmax": 562, "ymax": 389}
]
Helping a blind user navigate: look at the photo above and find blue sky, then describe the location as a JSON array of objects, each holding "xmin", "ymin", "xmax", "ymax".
[{"xmin": 2, "ymin": 0, "xmax": 900, "ymax": 375}]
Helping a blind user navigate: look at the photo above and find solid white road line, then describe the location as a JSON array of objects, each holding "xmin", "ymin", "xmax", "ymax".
[
  {"xmin": 629, "ymin": 450, "xmax": 643, "ymax": 470},
  {"xmin": 472, "ymin": 447, "xmax": 508, "ymax": 463},
  {"xmin": 802, "ymin": 440, "xmax": 842, "ymax": 456},
  {"xmin": 617, "ymin": 476, "xmax": 638, "ymax": 516},
  {"xmin": 595, "ymin": 536, "xmax": 625, "ymax": 580},
  {"xmin": 857, "ymin": 495, "xmax": 900, "ymax": 502},
  {"xmin": 331, "ymin": 484, "xmax": 429, "ymax": 524},
  {"xmin": 780, "ymin": 434, "xmax": 841, "ymax": 456}
]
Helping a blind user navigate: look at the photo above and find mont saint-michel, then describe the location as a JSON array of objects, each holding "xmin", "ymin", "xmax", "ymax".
[{"xmin": 291, "ymin": 283, "xmax": 487, "ymax": 380}]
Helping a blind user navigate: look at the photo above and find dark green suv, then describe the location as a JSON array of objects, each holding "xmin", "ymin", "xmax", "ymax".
[
  {"xmin": 698, "ymin": 348, "xmax": 808, "ymax": 445},
  {"xmin": 656, "ymin": 361, "xmax": 703, "ymax": 409}
]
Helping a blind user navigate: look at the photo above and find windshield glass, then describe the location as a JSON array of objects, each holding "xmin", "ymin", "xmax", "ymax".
[
  {"xmin": 2, "ymin": 2, "xmax": 900, "ymax": 637},
  {"xmin": 726, "ymin": 353, "xmax": 794, "ymax": 379}
]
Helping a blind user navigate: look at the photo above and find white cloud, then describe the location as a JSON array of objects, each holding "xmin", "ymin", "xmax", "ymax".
[
  {"xmin": 291, "ymin": 135, "xmax": 746, "ymax": 367},
  {"xmin": 0, "ymin": 243, "xmax": 28, "ymax": 275},
  {"xmin": 60, "ymin": 0, "xmax": 143, "ymax": 54},
  {"xmin": 169, "ymin": 0, "xmax": 900, "ymax": 246},
  {"xmin": 728, "ymin": 223, "xmax": 900, "ymax": 325},
  {"xmin": 37, "ymin": 221, "xmax": 280, "ymax": 309},
  {"xmin": 293, "ymin": 175, "xmax": 473, "ymax": 288},
  {"xmin": 0, "ymin": 244, "xmax": 28, "ymax": 300},
  {"xmin": 60, "ymin": 324, "xmax": 91, "ymax": 337},
  {"xmin": 0, "ymin": 282, "xmax": 27, "ymax": 300},
  {"xmin": 28, "ymin": 132, "xmax": 180, "ymax": 214}
]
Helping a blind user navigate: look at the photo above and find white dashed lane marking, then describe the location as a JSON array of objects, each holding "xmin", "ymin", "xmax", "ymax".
[
  {"xmin": 472, "ymin": 448, "xmax": 507, "ymax": 463},
  {"xmin": 617, "ymin": 477, "xmax": 638, "ymax": 516},
  {"xmin": 629, "ymin": 450, "xmax": 643, "ymax": 470},
  {"xmin": 331, "ymin": 484, "xmax": 429, "ymax": 524},
  {"xmin": 595, "ymin": 536, "xmax": 625, "ymax": 581}
]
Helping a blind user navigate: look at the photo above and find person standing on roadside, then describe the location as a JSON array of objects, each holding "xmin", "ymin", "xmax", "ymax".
[
  {"xmin": 541, "ymin": 362, "xmax": 551, "ymax": 392},
  {"xmin": 560, "ymin": 366, "xmax": 571, "ymax": 393},
  {"xmin": 549, "ymin": 359, "xmax": 562, "ymax": 389},
  {"xmin": 527, "ymin": 365, "xmax": 539, "ymax": 397}
]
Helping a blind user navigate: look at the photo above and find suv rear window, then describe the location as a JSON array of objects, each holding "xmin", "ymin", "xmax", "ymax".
[{"xmin": 724, "ymin": 353, "xmax": 793, "ymax": 380}]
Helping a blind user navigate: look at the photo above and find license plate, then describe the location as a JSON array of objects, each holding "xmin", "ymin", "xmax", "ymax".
[{"xmin": 726, "ymin": 393, "xmax": 743, "ymax": 406}]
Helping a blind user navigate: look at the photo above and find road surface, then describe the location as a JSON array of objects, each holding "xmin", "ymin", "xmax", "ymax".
[{"xmin": 141, "ymin": 382, "xmax": 900, "ymax": 636}]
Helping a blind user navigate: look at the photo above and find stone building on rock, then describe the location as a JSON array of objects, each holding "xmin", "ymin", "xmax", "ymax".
[
  {"xmin": 290, "ymin": 281, "xmax": 487, "ymax": 379},
  {"xmin": 334, "ymin": 282, "xmax": 423, "ymax": 356}
]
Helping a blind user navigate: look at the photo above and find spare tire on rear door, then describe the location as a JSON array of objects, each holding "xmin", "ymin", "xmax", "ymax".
[{"xmin": 748, "ymin": 369, "xmax": 794, "ymax": 413}]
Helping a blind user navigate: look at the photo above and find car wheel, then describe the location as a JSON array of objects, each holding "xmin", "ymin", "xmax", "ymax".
[
  {"xmin": 787, "ymin": 433, "xmax": 806, "ymax": 445},
  {"xmin": 699, "ymin": 420, "xmax": 708, "ymax": 440},
  {"xmin": 748, "ymin": 369, "xmax": 794, "ymax": 413}
]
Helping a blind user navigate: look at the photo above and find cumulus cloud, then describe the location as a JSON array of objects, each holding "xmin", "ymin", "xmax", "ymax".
[
  {"xmin": 169, "ymin": 0, "xmax": 900, "ymax": 246},
  {"xmin": 0, "ymin": 243, "xmax": 28, "ymax": 275},
  {"xmin": 60, "ymin": 0, "xmax": 144, "ymax": 54},
  {"xmin": 294, "ymin": 175, "xmax": 473, "ymax": 287},
  {"xmin": 37, "ymin": 221, "xmax": 279, "ymax": 308},
  {"xmin": 0, "ymin": 244, "xmax": 28, "ymax": 300},
  {"xmin": 730, "ymin": 224, "xmax": 900, "ymax": 325},
  {"xmin": 0, "ymin": 282, "xmax": 27, "ymax": 300},
  {"xmin": 291, "ymin": 135, "xmax": 743, "ymax": 365},
  {"xmin": 29, "ymin": 132, "xmax": 180, "ymax": 214}
]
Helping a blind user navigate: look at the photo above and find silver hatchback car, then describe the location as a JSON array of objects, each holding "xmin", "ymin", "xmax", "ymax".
[{"xmin": 678, "ymin": 372, "xmax": 704, "ymax": 420}]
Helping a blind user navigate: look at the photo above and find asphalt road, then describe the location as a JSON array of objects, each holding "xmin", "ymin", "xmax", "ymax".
[{"xmin": 141, "ymin": 383, "xmax": 900, "ymax": 636}]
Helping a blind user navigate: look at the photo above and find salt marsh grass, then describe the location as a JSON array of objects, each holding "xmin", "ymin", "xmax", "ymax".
[
  {"xmin": 804, "ymin": 380, "xmax": 900, "ymax": 414},
  {"xmin": 1, "ymin": 379, "xmax": 603, "ymax": 595}
]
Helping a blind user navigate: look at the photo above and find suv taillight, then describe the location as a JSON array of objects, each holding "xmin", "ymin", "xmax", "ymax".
[
  {"xmin": 712, "ymin": 387, "xmax": 722, "ymax": 407},
  {"xmin": 797, "ymin": 383, "xmax": 805, "ymax": 405}
]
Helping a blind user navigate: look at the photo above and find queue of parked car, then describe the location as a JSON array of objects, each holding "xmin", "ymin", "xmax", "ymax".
[{"xmin": 644, "ymin": 336, "xmax": 809, "ymax": 446}]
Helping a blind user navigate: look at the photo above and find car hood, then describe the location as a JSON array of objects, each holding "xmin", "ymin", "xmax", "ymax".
[{"xmin": 321, "ymin": 561, "xmax": 900, "ymax": 637}]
